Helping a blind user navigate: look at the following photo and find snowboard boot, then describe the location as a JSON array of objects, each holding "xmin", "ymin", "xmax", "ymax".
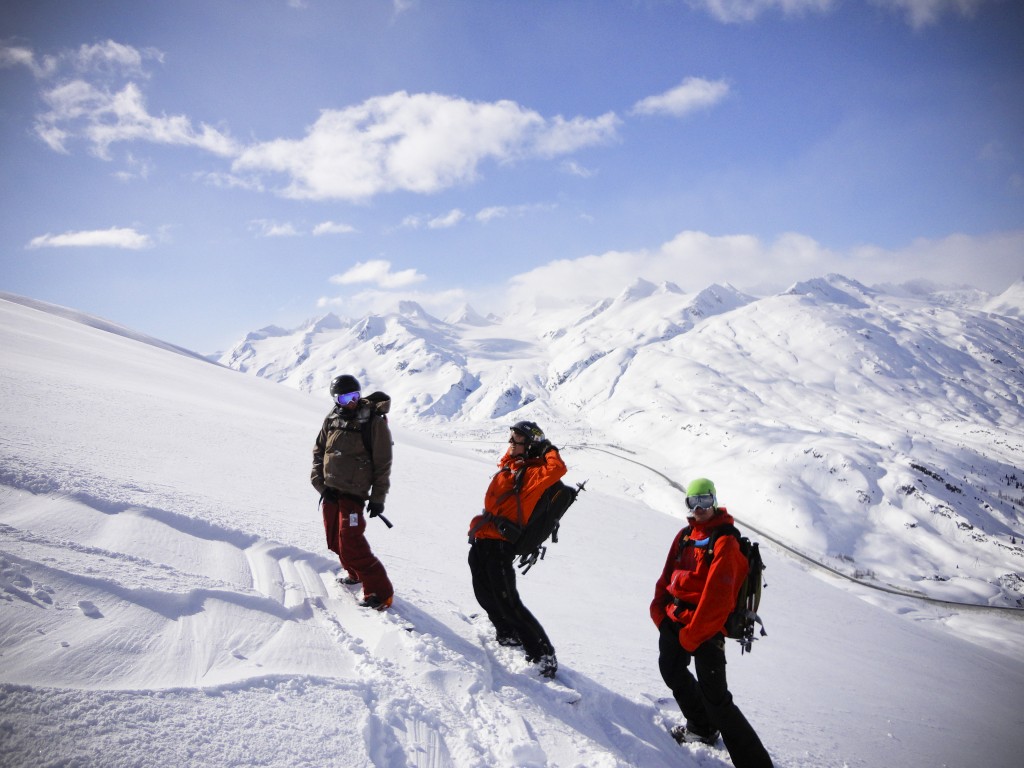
[
  {"xmin": 360, "ymin": 594, "xmax": 393, "ymax": 611},
  {"xmin": 671, "ymin": 724, "xmax": 720, "ymax": 746},
  {"xmin": 536, "ymin": 653, "xmax": 558, "ymax": 679},
  {"xmin": 496, "ymin": 632, "xmax": 522, "ymax": 648}
]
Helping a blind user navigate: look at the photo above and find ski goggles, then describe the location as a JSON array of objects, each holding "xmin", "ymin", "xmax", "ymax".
[
  {"xmin": 334, "ymin": 391, "xmax": 360, "ymax": 406},
  {"xmin": 685, "ymin": 493, "xmax": 716, "ymax": 511}
]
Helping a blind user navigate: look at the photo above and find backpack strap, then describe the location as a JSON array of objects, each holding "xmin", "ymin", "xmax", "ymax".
[{"xmin": 679, "ymin": 523, "xmax": 740, "ymax": 563}]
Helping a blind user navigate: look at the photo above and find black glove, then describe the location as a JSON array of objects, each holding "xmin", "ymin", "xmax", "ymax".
[
  {"xmin": 528, "ymin": 439, "xmax": 553, "ymax": 459},
  {"xmin": 321, "ymin": 488, "xmax": 338, "ymax": 502},
  {"xmin": 366, "ymin": 501, "xmax": 385, "ymax": 518}
]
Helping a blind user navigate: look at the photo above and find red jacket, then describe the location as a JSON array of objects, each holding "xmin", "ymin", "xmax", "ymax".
[
  {"xmin": 650, "ymin": 509, "xmax": 748, "ymax": 652},
  {"xmin": 468, "ymin": 447, "xmax": 567, "ymax": 541}
]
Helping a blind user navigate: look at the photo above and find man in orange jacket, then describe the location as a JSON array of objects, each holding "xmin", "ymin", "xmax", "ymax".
[
  {"xmin": 468, "ymin": 421, "xmax": 566, "ymax": 678},
  {"xmin": 651, "ymin": 477, "xmax": 773, "ymax": 768}
]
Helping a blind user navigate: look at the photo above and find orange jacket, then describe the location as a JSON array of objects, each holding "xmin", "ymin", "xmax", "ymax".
[
  {"xmin": 650, "ymin": 509, "xmax": 748, "ymax": 652},
  {"xmin": 468, "ymin": 446, "xmax": 567, "ymax": 541}
]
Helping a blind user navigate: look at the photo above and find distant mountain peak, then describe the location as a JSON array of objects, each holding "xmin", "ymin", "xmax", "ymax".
[
  {"xmin": 617, "ymin": 278, "xmax": 658, "ymax": 302},
  {"xmin": 656, "ymin": 281, "xmax": 685, "ymax": 295},
  {"xmin": 985, "ymin": 276, "xmax": 1024, "ymax": 318},
  {"xmin": 306, "ymin": 313, "xmax": 345, "ymax": 333},
  {"xmin": 397, "ymin": 301, "xmax": 441, "ymax": 323},
  {"xmin": 446, "ymin": 303, "xmax": 492, "ymax": 326},
  {"xmin": 785, "ymin": 274, "xmax": 873, "ymax": 308}
]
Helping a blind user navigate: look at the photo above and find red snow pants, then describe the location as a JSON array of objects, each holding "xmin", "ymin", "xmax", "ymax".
[{"xmin": 322, "ymin": 495, "xmax": 393, "ymax": 601}]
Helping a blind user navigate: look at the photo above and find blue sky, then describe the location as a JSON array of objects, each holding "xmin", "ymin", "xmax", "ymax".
[{"xmin": 1, "ymin": 0, "xmax": 1022, "ymax": 353}]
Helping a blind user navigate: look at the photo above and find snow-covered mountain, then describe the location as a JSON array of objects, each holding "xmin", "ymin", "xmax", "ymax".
[
  {"xmin": 3, "ymin": 292, "xmax": 1024, "ymax": 768},
  {"xmin": 220, "ymin": 274, "xmax": 1024, "ymax": 612}
]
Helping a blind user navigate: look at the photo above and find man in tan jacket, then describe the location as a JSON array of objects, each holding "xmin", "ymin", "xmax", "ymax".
[{"xmin": 311, "ymin": 374, "xmax": 394, "ymax": 610}]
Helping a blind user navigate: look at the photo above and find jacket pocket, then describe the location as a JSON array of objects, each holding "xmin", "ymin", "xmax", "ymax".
[{"xmin": 324, "ymin": 451, "xmax": 372, "ymax": 490}]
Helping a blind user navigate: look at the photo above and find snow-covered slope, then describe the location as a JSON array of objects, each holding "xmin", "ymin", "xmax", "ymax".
[
  {"xmin": 2, "ymin": 294, "xmax": 1023, "ymax": 768},
  {"xmin": 219, "ymin": 275, "xmax": 1024, "ymax": 613},
  {"xmin": 985, "ymin": 276, "xmax": 1024, "ymax": 318}
]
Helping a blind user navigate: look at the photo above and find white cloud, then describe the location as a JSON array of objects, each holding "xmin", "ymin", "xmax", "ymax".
[
  {"xmin": 687, "ymin": 0, "xmax": 990, "ymax": 25},
  {"xmin": 9, "ymin": 41, "xmax": 232, "ymax": 158},
  {"xmin": 2, "ymin": 39, "xmax": 161, "ymax": 80},
  {"xmin": 401, "ymin": 209, "xmax": 467, "ymax": 229},
  {"xmin": 13, "ymin": 44, "xmax": 619, "ymax": 202},
  {"xmin": 503, "ymin": 228, "xmax": 1024, "ymax": 306},
  {"xmin": 36, "ymin": 80, "xmax": 237, "ymax": 158},
  {"xmin": 200, "ymin": 171, "xmax": 265, "ymax": 192},
  {"xmin": 687, "ymin": 0, "xmax": 835, "ymax": 23},
  {"xmin": 400, "ymin": 214, "xmax": 427, "ymax": 230},
  {"xmin": 70, "ymin": 40, "xmax": 161, "ymax": 76},
  {"xmin": 27, "ymin": 226, "xmax": 153, "ymax": 250},
  {"xmin": 476, "ymin": 206, "xmax": 509, "ymax": 223},
  {"xmin": 870, "ymin": 0, "xmax": 989, "ymax": 28},
  {"xmin": 232, "ymin": 91, "xmax": 619, "ymax": 201},
  {"xmin": 113, "ymin": 153, "xmax": 153, "ymax": 182},
  {"xmin": 428, "ymin": 209, "xmax": 465, "ymax": 229},
  {"xmin": 530, "ymin": 112, "xmax": 621, "ymax": 156},
  {"xmin": 251, "ymin": 220, "xmax": 300, "ymax": 237},
  {"xmin": 560, "ymin": 160, "xmax": 596, "ymax": 178},
  {"xmin": 329, "ymin": 259, "xmax": 426, "ymax": 289},
  {"xmin": 475, "ymin": 203, "xmax": 555, "ymax": 223},
  {"xmin": 0, "ymin": 45, "xmax": 57, "ymax": 78},
  {"xmin": 317, "ymin": 286, "xmax": 467, "ymax": 319},
  {"xmin": 313, "ymin": 221, "xmax": 357, "ymax": 236},
  {"xmin": 632, "ymin": 77, "xmax": 730, "ymax": 118}
]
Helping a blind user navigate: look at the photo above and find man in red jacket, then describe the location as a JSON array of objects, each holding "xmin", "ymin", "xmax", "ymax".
[
  {"xmin": 651, "ymin": 478, "xmax": 773, "ymax": 768},
  {"xmin": 468, "ymin": 421, "xmax": 566, "ymax": 678}
]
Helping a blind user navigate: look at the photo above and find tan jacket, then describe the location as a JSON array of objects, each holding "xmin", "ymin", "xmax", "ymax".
[{"xmin": 311, "ymin": 398, "xmax": 392, "ymax": 504}]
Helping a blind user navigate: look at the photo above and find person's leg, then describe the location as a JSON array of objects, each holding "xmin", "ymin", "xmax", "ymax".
[
  {"xmin": 468, "ymin": 540, "xmax": 518, "ymax": 641},
  {"xmin": 338, "ymin": 497, "xmax": 393, "ymax": 601},
  {"xmin": 322, "ymin": 497, "xmax": 358, "ymax": 581},
  {"xmin": 657, "ymin": 620, "xmax": 713, "ymax": 736},
  {"xmin": 480, "ymin": 542, "xmax": 553, "ymax": 661},
  {"xmin": 693, "ymin": 636, "xmax": 773, "ymax": 768}
]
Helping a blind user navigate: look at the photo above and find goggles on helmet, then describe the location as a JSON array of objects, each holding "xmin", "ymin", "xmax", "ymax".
[
  {"xmin": 334, "ymin": 391, "xmax": 360, "ymax": 406},
  {"xmin": 685, "ymin": 493, "xmax": 716, "ymax": 511}
]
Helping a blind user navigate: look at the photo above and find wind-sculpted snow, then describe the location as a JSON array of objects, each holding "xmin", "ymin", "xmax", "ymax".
[{"xmin": 3, "ymin": 291, "xmax": 1024, "ymax": 768}]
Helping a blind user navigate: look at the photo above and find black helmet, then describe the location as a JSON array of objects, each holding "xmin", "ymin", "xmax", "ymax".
[
  {"xmin": 330, "ymin": 374, "xmax": 360, "ymax": 396},
  {"xmin": 510, "ymin": 420, "xmax": 545, "ymax": 445}
]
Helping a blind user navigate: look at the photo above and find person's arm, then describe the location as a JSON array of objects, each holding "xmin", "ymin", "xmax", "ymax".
[
  {"xmin": 310, "ymin": 422, "xmax": 328, "ymax": 495},
  {"xmin": 650, "ymin": 530, "xmax": 684, "ymax": 628}
]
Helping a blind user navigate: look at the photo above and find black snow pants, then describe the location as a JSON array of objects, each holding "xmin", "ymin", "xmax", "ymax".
[
  {"xmin": 658, "ymin": 619, "xmax": 773, "ymax": 768},
  {"xmin": 468, "ymin": 538, "xmax": 554, "ymax": 661}
]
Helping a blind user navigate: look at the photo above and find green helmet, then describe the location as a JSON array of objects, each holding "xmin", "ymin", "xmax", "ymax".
[{"xmin": 684, "ymin": 477, "xmax": 718, "ymax": 512}]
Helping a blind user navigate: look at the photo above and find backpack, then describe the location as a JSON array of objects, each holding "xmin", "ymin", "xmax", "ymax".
[
  {"xmin": 681, "ymin": 523, "xmax": 767, "ymax": 654},
  {"xmin": 487, "ymin": 478, "xmax": 587, "ymax": 575},
  {"xmin": 358, "ymin": 391, "xmax": 391, "ymax": 457}
]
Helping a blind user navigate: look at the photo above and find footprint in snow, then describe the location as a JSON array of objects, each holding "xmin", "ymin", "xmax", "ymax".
[{"xmin": 78, "ymin": 600, "xmax": 103, "ymax": 618}]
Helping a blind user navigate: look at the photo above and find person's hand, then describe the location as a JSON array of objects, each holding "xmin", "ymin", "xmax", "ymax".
[
  {"xmin": 367, "ymin": 501, "xmax": 385, "ymax": 518},
  {"xmin": 528, "ymin": 439, "xmax": 554, "ymax": 458}
]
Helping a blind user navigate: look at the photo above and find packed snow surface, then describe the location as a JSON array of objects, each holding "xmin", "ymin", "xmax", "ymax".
[{"xmin": 2, "ymin": 292, "xmax": 1023, "ymax": 767}]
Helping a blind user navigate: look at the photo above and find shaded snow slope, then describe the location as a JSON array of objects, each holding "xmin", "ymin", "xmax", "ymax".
[{"xmin": 3, "ymin": 295, "xmax": 1024, "ymax": 768}]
